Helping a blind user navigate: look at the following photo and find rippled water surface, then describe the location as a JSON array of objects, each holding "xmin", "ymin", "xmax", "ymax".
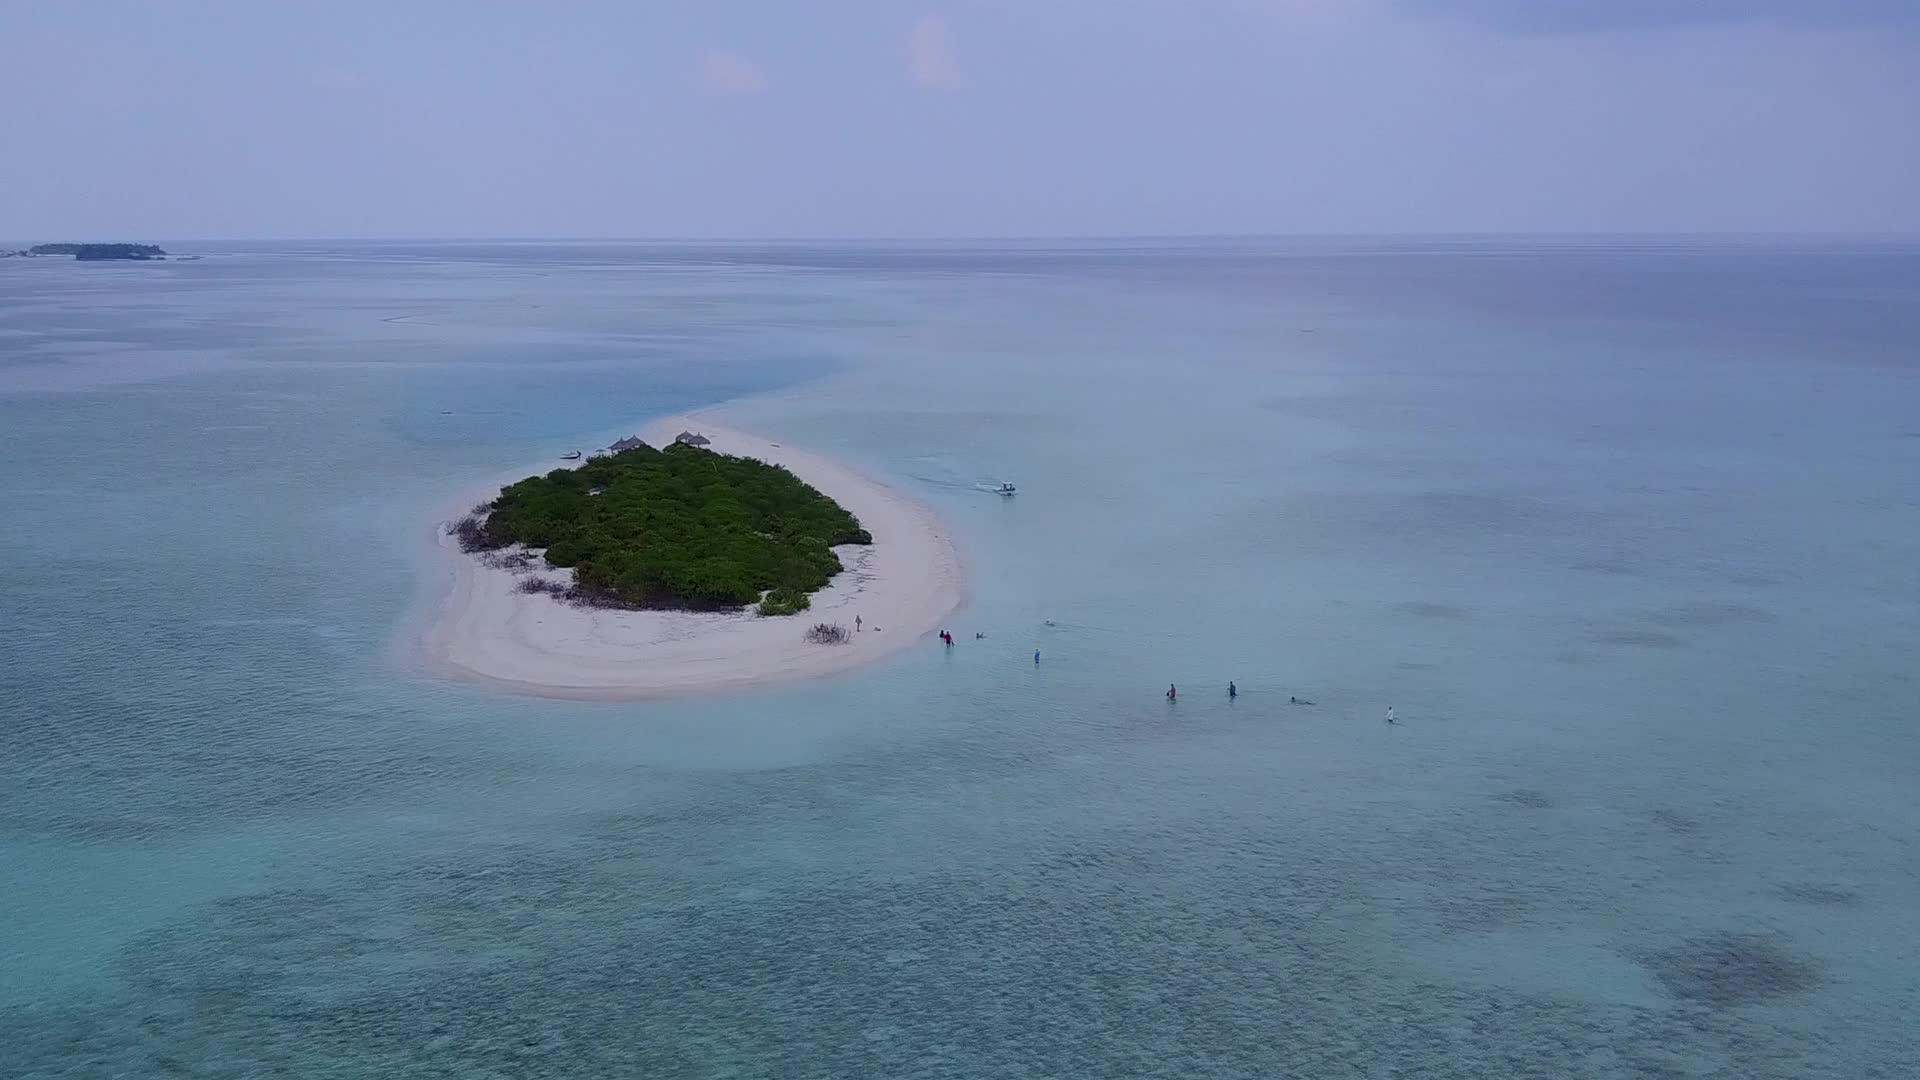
[{"xmin": 3, "ymin": 239, "xmax": 1917, "ymax": 1077}]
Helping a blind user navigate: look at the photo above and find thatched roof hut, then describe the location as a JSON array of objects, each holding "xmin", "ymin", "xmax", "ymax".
[
  {"xmin": 674, "ymin": 430, "xmax": 712, "ymax": 447},
  {"xmin": 609, "ymin": 436, "xmax": 649, "ymax": 452}
]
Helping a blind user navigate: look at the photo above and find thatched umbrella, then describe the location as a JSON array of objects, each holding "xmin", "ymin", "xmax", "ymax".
[{"xmin": 674, "ymin": 430, "xmax": 712, "ymax": 447}]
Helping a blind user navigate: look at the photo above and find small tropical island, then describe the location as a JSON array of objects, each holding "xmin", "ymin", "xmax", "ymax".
[
  {"xmin": 422, "ymin": 416, "xmax": 964, "ymax": 700},
  {"xmin": 452, "ymin": 433, "xmax": 872, "ymax": 617},
  {"xmin": 2, "ymin": 243, "xmax": 168, "ymax": 260}
]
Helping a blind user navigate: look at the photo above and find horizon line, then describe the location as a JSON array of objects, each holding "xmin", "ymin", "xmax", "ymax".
[{"xmin": 9, "ymin": 230, "xmax": 1920, "ymax": 246}]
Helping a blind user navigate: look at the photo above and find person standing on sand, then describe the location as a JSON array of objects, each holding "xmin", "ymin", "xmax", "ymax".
[
  {"xmin": 1034, "ymin": 649, "xmax": 1041, "ymax": 665},
  {"xmin": 1385, "ymin": 705, "xmax": 1395, "ymax": 724},
  {"xmin": 1229, "ymin": 681, "xmax": 1237, "ymax": 700},
  {"xmin": 1167, "ymin": 684, "xmax": 1177, "ymax": 702},
  {"xmin": 855, "ymin": 615, "xmax": 861, "ymax": 632}
]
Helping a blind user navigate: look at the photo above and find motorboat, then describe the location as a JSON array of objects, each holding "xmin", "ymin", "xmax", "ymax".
[
  {"xmin": 997, "ymin": 482, "xmax": 1017, "ymax": 496},
  {"xmin": 561, "ymin": 450, "xmax": 583, "ymax": 460}
]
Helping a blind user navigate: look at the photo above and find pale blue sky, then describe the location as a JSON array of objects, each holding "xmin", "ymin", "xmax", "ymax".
[{"xmin": 2, "ymin": 1, "xmax": 1915, "ymax": 238}]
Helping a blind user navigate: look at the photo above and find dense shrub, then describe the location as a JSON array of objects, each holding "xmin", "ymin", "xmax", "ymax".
[
  {"xmin": 757, "ymin": 587, "xmax": 811, "ymax": 617},
  {"xmin": 477, "ymin": 441, "xmax": 869, "ymax": 612},
  {"xmin": 449, "ymin": 514, "xmax": 505, "ymax": 553}
]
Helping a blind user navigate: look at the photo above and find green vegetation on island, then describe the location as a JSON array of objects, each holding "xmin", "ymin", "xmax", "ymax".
[
  {"xmin": 19, "ymin": 243, "xmax": 167, "ymax": 260},
  {"xmin": 453, "ymin": 440, "xmax": 871, "ymax": 614}
]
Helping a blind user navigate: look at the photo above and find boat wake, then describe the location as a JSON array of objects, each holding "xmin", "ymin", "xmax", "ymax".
[{"xmin": 902, "ymin": 469, "xmax": 1022, "ymax": 498}]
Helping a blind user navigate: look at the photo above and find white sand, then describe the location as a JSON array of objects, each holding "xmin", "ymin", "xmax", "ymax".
[{"xmin": 418, "ymin": 416, "xmax": 965, "ymax": 700}]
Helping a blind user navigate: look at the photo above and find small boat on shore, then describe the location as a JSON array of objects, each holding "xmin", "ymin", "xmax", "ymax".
[
  {"xmin": 561, "ymin": 450, "xmax": 583, "ymax": 461},
  {"xmin": 997, "ymin": 482, "xmax": 1017, "ymax": 496}
]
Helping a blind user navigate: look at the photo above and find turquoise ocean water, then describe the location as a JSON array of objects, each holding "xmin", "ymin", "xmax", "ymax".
[{"xmin": 2, "ymin": 239, "xmax": 1916, "ymax": 1077}]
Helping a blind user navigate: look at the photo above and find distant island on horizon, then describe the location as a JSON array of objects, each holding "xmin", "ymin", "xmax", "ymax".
[{"xmin": 3, "ymin": 243, "xmax": 167, "ymax": 260}]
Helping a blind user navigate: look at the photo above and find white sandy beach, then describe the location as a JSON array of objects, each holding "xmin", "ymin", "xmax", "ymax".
[{"xmin": 419, "ymin": 416, "xmax": 965, "ymax": 700}]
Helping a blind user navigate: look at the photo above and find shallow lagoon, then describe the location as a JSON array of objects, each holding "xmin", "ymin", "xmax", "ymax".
[{"xmin": 2, "ymin": 239, "xmax": 1916, "ymax": 1077}]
